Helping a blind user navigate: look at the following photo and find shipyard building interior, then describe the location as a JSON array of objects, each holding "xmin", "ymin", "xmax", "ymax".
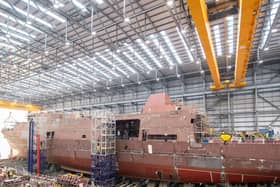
[{"xmin": 0, "ymin": 0, "xmax": 280, "ymax": 186}]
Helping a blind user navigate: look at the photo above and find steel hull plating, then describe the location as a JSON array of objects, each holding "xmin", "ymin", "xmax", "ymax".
[{"xmin": 2, "ymin": 93, "xmax": 280, "ymax": 183}]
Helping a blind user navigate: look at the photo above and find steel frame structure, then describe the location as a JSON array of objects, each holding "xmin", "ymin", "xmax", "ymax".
[
  {"xmin": 0, "ymin": 0, "xmax": 278, "ymax": 104},
  {"xmin": 44, "ymin": 61, "xmax": 280, "ymax": 132}
]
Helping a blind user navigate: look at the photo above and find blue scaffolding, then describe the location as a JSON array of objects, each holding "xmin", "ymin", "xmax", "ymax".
[
  {"xmin": 91, "ymin": 111, "xmax": 116, "ymax": 187},
  {"xmin": 27, "ymin": 117, "xmax": 47, "ymax": 174},
  {"xmin": 27, "ymin": 118, "xmax": 35, "ymax": 173}
]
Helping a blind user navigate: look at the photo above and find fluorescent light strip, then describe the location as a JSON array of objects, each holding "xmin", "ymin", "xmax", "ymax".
[
  {"xmin": 195, "ymin": 29, "xmax": 206, "ymax": 59},
  {"xmin": 213, "ymin": 25, "xmax": 222, "ymax": 56},
  {"xmin": 6, "ymin": 32, "xmax": 30, "ymax": 42},
  {"xmin": 160, "ymin": 31, "xmax": 183, "ymax": 64},
  {"xmin": 52, "ymin": 0, "xmax": 64, "ymax": 8},
  {"xmin": 68, "ymin": 63, "xmax": 100, "ymax": 82},
  {"xmin": 96, "ymin": 0, "xmax": 104, "ymax": 4},
  {"xmin": 0, "ymin": 12, "xmax": 42, "ymax": 34},
  {"xmin": 92, "ymin": 60, "xmax": 120, "ymax": 77},
  {"xmin": 61, "ymin": 68, "xmax": 89, "ymax": 85},
  {"xmin": 14, "ymin": 7, "xmax": 53, "ymax": 28},
  {"xmin": 137, "ymin": 39, "xmax": 163, "ymax": 68},
  {"xmin": 151, "ymin": 36, "xmax": 174, "ymax": 66},
  {"xmin": 99, "ymin": 55, "xmax": 128, "ymax": 76},
  {"xmin": 0, "ymin": 1, "xmax": 52, "ymax": 28},
  {"xmin": 21, "ymin": 0, "xmax": 65, "ymax": 23},
  {"xmin": 127, "ymin": 46, "xmax": 153, "ymax": 70},
  {"xmin": 0, "ymin": 23, "xmax": 36, "ymax": 38},
  {"xmin": 0, "ymin": 36, "xmax": 23, "ymax": 46},
  {"xmin": 260, "ymin": 0, "xmax": 279, "ymax": 48},
  {"xmin": 79, "ymin": 59, "xmax": 114, "ymax": 79},
  {"xmin": 0, "ymin": 43, "xmax": 16, "ymax": 49},
  {"xmin": 226, "ymin": 16, "xmax": 234, "ymax": 54},
  {"xmin": 122, "ymin": 52, "xmax": 142, "ymax": 69},
  {"xmin": 72, "ymin": 0, "xmax": 87, "ymax": 12},
  {"xmin": 113, "ymin": 54, "xmax": 137, "ymax": 74},
  {"xmin": 0, "ymin": 0, "xmax": 10, "ymax": 8},
  {"xmin": 176, "ymin": 27, "xmax": 194, "ymax": 62}
]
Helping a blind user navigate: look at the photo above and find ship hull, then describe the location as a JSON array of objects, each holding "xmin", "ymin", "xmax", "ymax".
[{"xmin": 2, "ymin": 93, "xmax": 280, "ymax": 184}]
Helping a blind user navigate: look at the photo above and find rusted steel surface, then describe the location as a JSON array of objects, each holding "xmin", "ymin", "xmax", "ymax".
[{"xmin": 2, "ymin": 93, "xmax": 280, "ymax": 183}]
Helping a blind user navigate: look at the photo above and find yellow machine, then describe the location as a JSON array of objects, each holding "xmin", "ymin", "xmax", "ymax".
[{"xmin": 220, "ymin": 132, "xmax": 232, "ymax": 142}]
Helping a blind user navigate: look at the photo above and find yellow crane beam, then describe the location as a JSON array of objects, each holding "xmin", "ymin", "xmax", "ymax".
[
  {"xmin": 186, "ymin": 0, "xmax": 223, "ymax": 90},
  {"xmin": 0, "ymin": 100, "xmax": 41, "ymax": 112},
  {"xmin": 231, "ymin": 0, "xmax": 262, "ymax": 87}
]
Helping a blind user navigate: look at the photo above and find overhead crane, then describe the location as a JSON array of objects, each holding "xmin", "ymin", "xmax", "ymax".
[
  {"xmin": 187, "ymin": 0, "xmax": 262, "ymax": 90},
  {"xmin": 231, "ymin": 0, "xmax": 263, "ymax": 88},
  {"xmin": 186, "ymin": 0, "xmax": 224, "ymax": 90},
  {"xmin": 0, "ymin": 100, "xmax": 41, "ymax": 112}
]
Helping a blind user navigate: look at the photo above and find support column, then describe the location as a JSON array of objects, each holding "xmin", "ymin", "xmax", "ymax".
[{"xmin": 254, "ymin": 64, "xmax": 259, "ymax": 130}]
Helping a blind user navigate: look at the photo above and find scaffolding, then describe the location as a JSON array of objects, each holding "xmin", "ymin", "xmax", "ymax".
[
  {"xmin": 193, "ymin": 113, "xmax": 208, "ymax": 142},
  {"xmin": 27, "ymin": 114, "xmax": 47, "ymax": 175},
  {"xmin": 91, "ymin": 111, "xmax": 116, "ymax": 187}
]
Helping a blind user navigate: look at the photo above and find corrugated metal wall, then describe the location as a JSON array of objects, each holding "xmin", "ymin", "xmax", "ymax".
[{"xmin": 44, "ymin": 63, "xmax": 280, "ymax": 134}]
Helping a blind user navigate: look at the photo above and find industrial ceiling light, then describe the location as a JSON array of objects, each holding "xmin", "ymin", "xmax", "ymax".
[
  {"xmin": 0, "ymin": 23, "xmax": 36, "ymax": 38},
  {"xmin": 226, "ymin": 16, "xmax": 234, "ymax": 54},
  {"xmin": 195, "ymin": 60, "xmax": 200, "ymax": 64},
  {"xmin": 26, "ymin": 0, "xmax": 32, "ymax": 25},
  {"xmin": 0, "ymin": 36, "xmax": 22, "ymax": 46},
  {"xmin": 137, "ymin": 39, "xmax": 163, "ymax": 68},
  {"xmin": 95, "ymin": 0, "xmax": 103, "ymax": 4},
  {"xmin": 260, "ymin": 0, "xmax": 279, "ymax": 49},
  {"xmin": 53, "ymin": 2, "xmax": 60, "ymax": 9},
  {"xmin": 258, "ymin": 60, "xmax": 263, "ymax": 64},
  {"xmin": 6, "ymin": 32, "xmax": 30, "ymax": 42},
  {"xmin": 272, "ymin": 29, "xmax": 278, "ymax": 33},
  {"xmin": 161, "ymin": 31, "xmax": 183, "ymax": 64},
  {"xmin": 200, "ymin": 70, "xmax": 205, "ymax": 74},
  {"xmin": 155, "ymin": 70, "xmax": 160, "ymax": 81},
  {"xmin": 213, "ymin": 25, "xmax": 222, "ymax": 56},
  {"xmin": 121, "ymin": 84, "xmax": 125, "ymax": 87},
  {"xmin": 177, "ymin": 74, "xmax": 181, "ymax": 78},
  {"xmin": 65, "ymin": 40, "xmax": 70, "ymax": 46},
  {"xmin": 195, "ymin": 29, "xmax": 206, "ymax": 59},
  {"xmin": 166, "ymin": 0, "xmax": 174, "ymax": 7},
  {"xmin": 152, "ymin": 36, "xmax": 174, "ymax": 66},
  {"xmin": 53, "ymin": 0, "xmax": 64, "ymax": 8},
  {"xmin": 0, "ymin": 11, "xmax": 43, "ymax": 33},
  {"xmin": 0, "ymin": 43, "xmax": 16, "ymax": 50},
  {"xmin": 264, "ymin": 47, "xmax": 269, "ymax": 51},
  {"xmin": 176, "ymin": 27, "xmax": 194, "ymax": 62},
  {"xmin": 90, "ymin": 7, "xmax": 97, "ymax": 36},
  {"xmin": 127, "ymin": 46, "xmax": 153, "ymax": 70},
  {"xmin": 21, "ymin": 0, "xmax": 65, "ymax": 23},
  {"xmin": 113, "ymin": 53, "xmax": 136, "ymax": 74},
  {"xmin": 99, "ymin": 54, "xmax": 128, "ymax": 76},
  {"xmin": 72, "ymin": 0, "xmax": 87, "ymax": 12},
  {"xmin": 124, "ymin": 17, "xmax": 130, "ymax": 23}
]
